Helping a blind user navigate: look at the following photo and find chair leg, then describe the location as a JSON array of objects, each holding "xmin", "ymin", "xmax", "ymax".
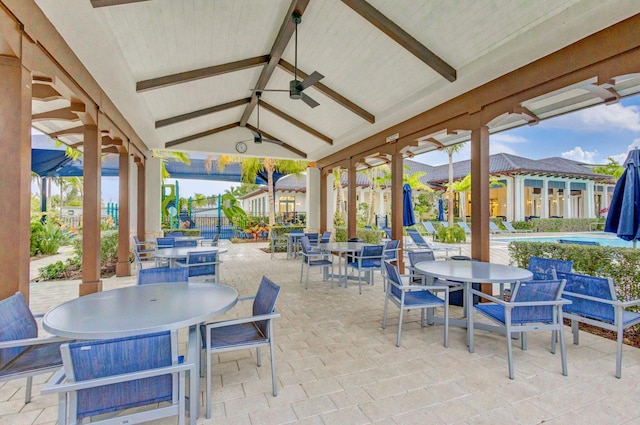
[
  {"xmin": 397, "ymin": 307, "xmax": 405, "ymax": 347},
  {"xmin": 559, "ymin": 320, "xmax": 568, "ymax": 376},
  {"xmin": 506, "ymin": 327, "xmax": 515, "ymax": 379},
  {"xmin": 300, "ymin": 262, "xmax": 304, "ymax": 284},
  {"xmin": 269, "ymin": 335, "xmax": 278, "ymax": 396},
  {"xmin": 616, "ymin": 322, "xmax": 624, "ymax": 379},
  {"xmin": 178, "ymin": 370, "xmax": 186, "ymax": 425},
  {"xmin": 256, "ymin": 347, "xmax": 262, "ymax": 367},
  {"xmin": 382, "ymin": 296, "xmax": 389, "ymax": 329},
  {"xmin": 443, "ymin": 302, "xmax": 449, "ymax": 348},
  {"xmin": 25, "ymin": 376, "xmax": 32, "ymax": 404},
  {"xmin": 572, "ymin": 320, "xmax": 579, "ymax": 345}
]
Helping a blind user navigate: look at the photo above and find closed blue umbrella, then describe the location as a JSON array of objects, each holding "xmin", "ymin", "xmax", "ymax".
[
  {"xmin": 438, "ymin": 198, "xmax": 445, "ymax": 222},
  {"xmin": 402, "ymin": 184, "xmax": 416, "ymax": 227},
  {"xmin": 605, "ymin": 149, "xmax": 640, "ymax": 247}
]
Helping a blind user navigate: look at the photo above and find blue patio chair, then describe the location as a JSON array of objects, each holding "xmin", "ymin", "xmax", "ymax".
[
  {"xmin": 470, "ymin": 279, "xmax": 570, "ymax": 379},
  {"xmin": 42, "ymin": 331, "xmax": 194, "ymax": 425},
  {"xmin": 270, "ymin": 232, "xmax": 288, "ymax": 259},
  {"xmin": 439, "ymin": 221, "xmax": 449, "ymax": 228},
  {"xmin": 178, "ymin": 250, "xmax": 221, "ymax": 283},
  {"xmin": 137, "ymin": 266, "xmax": 189, "ymax": 285},
  {"xmin": 133, "ymin": 235, "xmax": 156, "ymax": 269},
  {"xmin": 320, "ymin": 231, "xmax": 331, "ymax": 243},
  {"xmin": 347, "ymin": 244, "xmax": 384, "ymax": 294},
  {"xmin": 382, "ymin": 261, "xmax": 449, "ymax": 348},
  {"xmin": 406, "ymin": 229, "xmax": 461, "ymax": 258},
  {"xmin": 174, "ymin": 239, "xmax": 197, "ymax": 248},
  {"xmin": 457, "ymin": 221, "xmax": 471, "ymax": 234},
  {"xmin": 299, "ymin": 236, "xmax": 333, "ymax": 289},
  {"xmin": 489, "ymin": 221, "xmax": 505, "ymax": 234},
  {"xmin": 165, "ymin": 231, "xmax": 183, "ymax": 237},
  {"xmin": 201, "ymin": 276, "xmax": 281, "ymax": 418},
  {"xmin": 200, "ymin": 233, "xmax": 220, "ymax": 247},
  {"xmin": 382, "ymin": 227, "xmax": 392, "ymax": 239},
  {"xmin": 528, "ymin": 257, "xmax": 573, "ymax": 280},
  {"xmin": 502, "ymin": 221, "xmax": 532, "ymax": 233},
  {"xmin": 383, "ymin": 239, "xmax": 401, "ymax": 262},
  {"xmin": 156, "ymin": 237, "xmax": 175, "ymax": 249},
  {"xmin": 407, "ymin": 251, "xmax": 464, "ymax": 293},
  {"xmin": 0, "ymin": 292, "xmax": 70, "ymax": 405},
  {"xmin": 555, "ymin": 272, "xmax": 640, "ymax": 378},
  {"xmin": 422, "ymin": 221, "xmax": 438, "ymax": 237},
  {"xmin": 304, "ymin": 232, "xmax": 319, "ymax": 247}
]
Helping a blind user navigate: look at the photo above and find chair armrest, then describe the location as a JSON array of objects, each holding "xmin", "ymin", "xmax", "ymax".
[
  {"xmin": 620, "ymin": 298, "xmax": 640, "ymax": 308},
  {"xmin": 0, "ymin": 335, "xmax": 70, "ymax": 350},
  {"xmin": 563, "ymin": 291, "xmax": 622, "ymax": 306},
  {"xmin": 469, "ymin": 289, "xmax": 509, "ymax": 305},
  {"xmin": 176, "ymin": 261, "xmax": 221, "ymax": 268},
  {"xmin": 205, "ymin": 311, "xmax": 281, "ymax": 329},
  {"xmin": 42, "ymin": 362, "xmax": 195, "ymax": 395},
  {"xmin": 238, "ymin": 295, "xmax": 256, "ymax": 302},
  {"xmin": 471, "ymin": 288, "xmax": 572, "ymax": 307}
]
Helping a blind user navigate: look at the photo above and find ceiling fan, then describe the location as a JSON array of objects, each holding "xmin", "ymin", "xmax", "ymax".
[
  {"xmin": 253, "ymin": 12, "xmax": 324, "ymax": 108},
  {"xmin": 236, "ymin": 92, "xmax": 283, "ymax": 153}
]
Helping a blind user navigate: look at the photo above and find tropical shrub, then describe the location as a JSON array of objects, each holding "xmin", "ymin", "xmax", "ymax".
[
  {"xmin": 30, "ymin": 219, "xmax": 69, "ymax": 256},
  {"xmin": 529, "ymin": 218, "xmax": 601, "ymax": 232},
  {"xmin": 334, "ymin": 226, "xmax": 382, "ymax": 244},
  {"xmin": 38, "ymin": 261, "xmax": 69, "ymax": 280},
  {"xmin": 435, "ymin": 225, "xmax": 466, "ymax": 243}
]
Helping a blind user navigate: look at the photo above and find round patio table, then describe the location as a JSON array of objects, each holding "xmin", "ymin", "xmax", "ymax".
[
  {"xmin": 317, "ymin": 242, "xmax": 376, "ymax": 286},
  {"xmin": 154, "ymin": 246, "xmax": 228, "ymax": 267},
  {"xmin": 414, "ymin": 260, "xmax": 532, "ymax": 352},
  {"xmin": 43, "ymin": 282, "xmax": 238, "ymax": 424}
]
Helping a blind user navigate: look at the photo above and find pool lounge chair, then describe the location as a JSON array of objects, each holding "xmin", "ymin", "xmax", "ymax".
[
  {"xmin": 422, "ymin": 221, "xmax": 438, "ymax": 237},
  {"xmin": 457, "ymin": 221, "xmax": 471, "ymax": 234},
  {"xmin": 502, "ymin": 221, "xmax": 532, "ymax": 233},
  {"xmin": 489, "ymin": 221, "xmax": 505, "ymax": 234},
  {"xmin": 406, "ymin": 229, "xmax": 461, "ymax": 258}
]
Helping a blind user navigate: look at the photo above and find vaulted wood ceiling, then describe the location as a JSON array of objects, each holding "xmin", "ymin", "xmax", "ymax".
[{"xmin": 31, "ymin": 0, "xmax": 640, "ymax": 162}]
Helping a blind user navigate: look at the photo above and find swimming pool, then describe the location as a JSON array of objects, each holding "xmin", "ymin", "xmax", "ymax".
[{"xmin": 494, "ymin": 233, "xmax": 634, "ymax": 248}]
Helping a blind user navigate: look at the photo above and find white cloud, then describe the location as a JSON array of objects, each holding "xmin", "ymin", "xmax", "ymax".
[
  {"xmin": 541, "ymin": 103, "xmax": 640, "ymax": 132},
  {"xmin": 562, "ymin": 146, "xmax": 598, "ymax": 163},
  {"xmin": 602, "ymin": 138, "xmax": 640, "ymax": 164},
  {"xmin": 490, "ymin": 134, "xmax": 527, "ymax": 143}
]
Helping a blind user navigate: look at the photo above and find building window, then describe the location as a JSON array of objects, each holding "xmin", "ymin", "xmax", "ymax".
[{"xmin": 279, "ymin": 196, "xmax": 295, "ymax": 215}]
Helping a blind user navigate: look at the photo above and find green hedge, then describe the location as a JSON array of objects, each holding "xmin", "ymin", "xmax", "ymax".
[
  {"xmin": 529, "ymin": 218, "xmax": 603, "ymax": 232},
  {"xmin": 163, "ymin": 229, "xmax": 201, "ymax": 236},
  {"xmin": 334, "ymin": 226, "xmax": 382, "ymax": 244},
  {"xmin": 508, "ymin": 241, "xmax": 640, "ymax": 304}
]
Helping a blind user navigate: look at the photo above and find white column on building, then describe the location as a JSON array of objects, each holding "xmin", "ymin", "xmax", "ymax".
[
  {"xmin": 554, "ymin": 189, "xmax": 560, "ymax": 216},
  {"xmin": 542, "ymin": 178, "xmax": 549, "ymax": 218},
  {"xmin": 145, "ymin": 154, "xmax": 163, "ymax": 239},
  {"xmin": 586, "ymin": 180, "xmax": 596, "ymax": 218},
  {"xmin": 603, "ymin": 185, "xmax": 610, "ymax": 211},
  {"xmin": 513, "ymin": 175, "xmax": 524, "ymax": 221},
  {"xmin": 506, "ymin": 176, "xmax": 514, "ymax": 221},
  {"xmin": 326, "ymin": 172, "xmax": 336, "ymax": 231},
  {"xmin": 563, "ymin": 179, "xmax": 572, "ymax": 218},
  {"xmin": 306, "ymin": 166, "xmax": 321, "ymax": 231}
]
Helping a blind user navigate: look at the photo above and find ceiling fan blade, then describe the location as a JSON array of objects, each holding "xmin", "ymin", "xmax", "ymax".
[
  {"xmin": 251, "ymin": 88, "xmax": 289, "ymax": 92},
  {"xmin": 262, "ymin": 138, "xmax": 283, "ymax": 146},
  {"xmin": 299, "ymin": 71, "xmax": 324, "ymax": 90},
  {"xmin": 301, "ymin": 92, "xmax": 320, "ymax": 108}
]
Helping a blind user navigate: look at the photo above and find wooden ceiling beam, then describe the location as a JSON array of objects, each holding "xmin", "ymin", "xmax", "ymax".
[
  {"xmin": 240, "ymin": 0, "xmax": 311, "ymax": 127},
  {"xmin": 91, "ymin": 0, "xmax": 152, "ymax": 8},
  {"xmin": 32, "ymin": 107, "xmax": 81, "ymax": 122},
  {"xmin": 137, "ymin": 55, "xmax": 270, "ymax": 92},
  {"xmin": 424, "ymin": 137, "xmax": 445, "ymax": 149},
  {"xmin": 259, "ymin": 100, "xmax": 332, "ymax": 144},
  {"xmin": 155, "ymin": 98, "xmax": 251, "ymax": 128},
  {"xmin": 341, "ymin": 0, "xmax": 456, "ymax": 82},
  {"xmin": 164, "ymin": 122, "xmax": 239, "ymax": 148},
  {"xmin": 32, "ymin": 83, "xmax": 62, "ymax": 101},
  {"xmin": 277, "ymin": 59, "xmax": 375, "ymax": 124},
  {"xmin": 246, "ymin": 123, "xmax": 307, "ymax": 158},
  {"xmin": 48, "ymin": 125, "xmax": 85, "ymax": 138}
]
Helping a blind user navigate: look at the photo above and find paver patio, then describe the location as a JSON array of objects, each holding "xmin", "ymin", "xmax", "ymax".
[{"xmin": 4, "ymin": 240, "xmax": 640, "ymax": 424}]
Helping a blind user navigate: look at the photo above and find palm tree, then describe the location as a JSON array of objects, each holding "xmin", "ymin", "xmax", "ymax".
[
  {"xmin": 152, "ymin": 150, "xmax": 191, "ymax": 179},
  {"xmin": 592, "ymin": 157, "xmax": 624, "ymax": 180},
  {"xmin": 333, "ymin": 168, "xmax": 346, "ymax": 226},
  {"xmin": 443, "ymin": 143, "xmax": 467, "ymax": 226},
  {"xmin": 450, "ymin": 173, "xmax": 505, "ymax": 218},
  {"xmin": 217, "ymin": 156, "xmax": 306, "ymax": 229},
  {"xmin": 359, "ymin": 165, "xmax": 389, "ymax": 226}
]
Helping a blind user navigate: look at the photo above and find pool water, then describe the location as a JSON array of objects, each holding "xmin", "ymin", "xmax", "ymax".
[{"xmin": 495, "ymin": 233, "xmax": 634, "ymax": 248}]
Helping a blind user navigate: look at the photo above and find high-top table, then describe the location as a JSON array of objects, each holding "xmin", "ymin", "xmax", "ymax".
[
  {"xmin": 43, "ymin": 282, "xmax": 239, "ymax": 424},
  {"xmin": 414, "ymin": 260, "xmax": 532, "ymax": 352},
  {"xmin": 154, "ymin": 246, "xmax": 228, "ymax": 267}
]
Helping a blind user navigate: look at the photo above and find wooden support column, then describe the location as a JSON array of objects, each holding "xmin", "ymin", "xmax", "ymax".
[
  {"xmin": 347, "ymin": 162, "xmax": 357, "ymax": 239},
  {"xmin": 320, "ymin": 169, "xmax": 327, "ymax": 233},
  {"xmin": 116, "ymin": 146, "xmax": 131, "ymax": 277},
  {"xmin": 80, "ymin": 124, "xmax": 103, "ymax": 296},
  {"xmin": 391, "ymin": 151, "xmax": 404, "ymax": 272},
  {"xmin": 136, "ymin": 158, "xmax": 146, "ymax": 240},
  {"xmin": 470, "ymin": 126, "xmax": 491, "ymax": 294},
  {"xmin": 0, "ymin": 56, "xmax": 32, "ymax": 301}
]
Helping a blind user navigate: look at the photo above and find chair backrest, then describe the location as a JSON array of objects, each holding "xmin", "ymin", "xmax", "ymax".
[
  {"xmin": 358, "ymin": 245, "xmax": 384, "ymax": 267},
  {"xmin": 0, "ymin": 292, "xmax": 38, "ymax": 368},
  {"xmin": 304, "ymin": 233, "xmax": 319, "ymax": 245},
  {"xmin": 458, "ymin": 222, "xmax": 471, "ymax": 232},
  {"xmin": 138, "ymin": 267, "xmax": 189, "ymax": 285},
  {"xmin": 383, "ymin": 239, "xmax": 400, "ymax": 260},
  {"xmin": 63, "ymin": 331, "xmax": 174, "ymax": 419},
  {"xmin": 186, "ymin": 251, "xmax": 218, "ymax": 278},
  {"xmin": 253, "ymin": 276, "xmax": 282, "ymax": 338},
  {"xmin": 133, "ymin": 235, "xmax": 143, "ymax": 248},
  {"xmin": 407, "ymin": 229, "xmax": 427, "ymax": 246},
  {"xmin": 174, "ymin": 239, "xmax": 197, "ymax": 248},
  {"xmin": 489, "ymin": 222, "xmax": 501, "ymax": 232},
  {"xmin": 383, "ymin": 261, "xmax": 403, "ymax": 299},
  {"xmin": 408, "ymin": 250, "xmax": 436, "ymax": 268},
  {"xmin": 382, "ymin": 228, "xmax": 392, "ymax": 239},
  {"xmin": 156, "ymin": 237, "xmax": 175, "ymax": 249},
  {"xmin": 528, "ymin": 256, "xmax": 573, "ymax": 280},
  {"xmin": 510, "ymin": 279, "xmax": 566, "ymax": 324},
  {"xmin": 556, "ymin": 271, "xmax": 616, "ymax": 322},
  {"xmin": 299, "ymin": 236, "xmax": 312, "ymax": 263},
  {"xmin": 422, "ymin": 222, "xmax": 436, "ymax": 234},
  {"xmin": 321, "ymin": 231, "xmax": 331, "ymax": 243},
  {"xmin": 439, "ymin": 221, "xmax": 449, "ymax": 228},
  {"xmin": 165, "ymin": 232, "xmax": 182, "ymax": 237},
  {"xmin": 502, "ymin": 221, "xmax": 516, "ymax": 231},
  {"xmin": 290, "ymin": 229, "xmax": 303, "ymax": 234}
]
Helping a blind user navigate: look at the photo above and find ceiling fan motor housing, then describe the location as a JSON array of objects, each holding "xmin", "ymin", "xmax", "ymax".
[{"xmin": 289, "ymin": 80, "xmax": 303, "ymax": 99}]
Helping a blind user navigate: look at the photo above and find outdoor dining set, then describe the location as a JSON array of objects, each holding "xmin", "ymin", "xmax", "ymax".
[{"xmin": 2, "ymin": 230, "xmax": 640, "ymax": 425}]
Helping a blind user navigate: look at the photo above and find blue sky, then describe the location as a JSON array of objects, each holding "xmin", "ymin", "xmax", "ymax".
[{"xmin": 36, "ymin": 94, "xmax": 640, "ymax": 203}]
